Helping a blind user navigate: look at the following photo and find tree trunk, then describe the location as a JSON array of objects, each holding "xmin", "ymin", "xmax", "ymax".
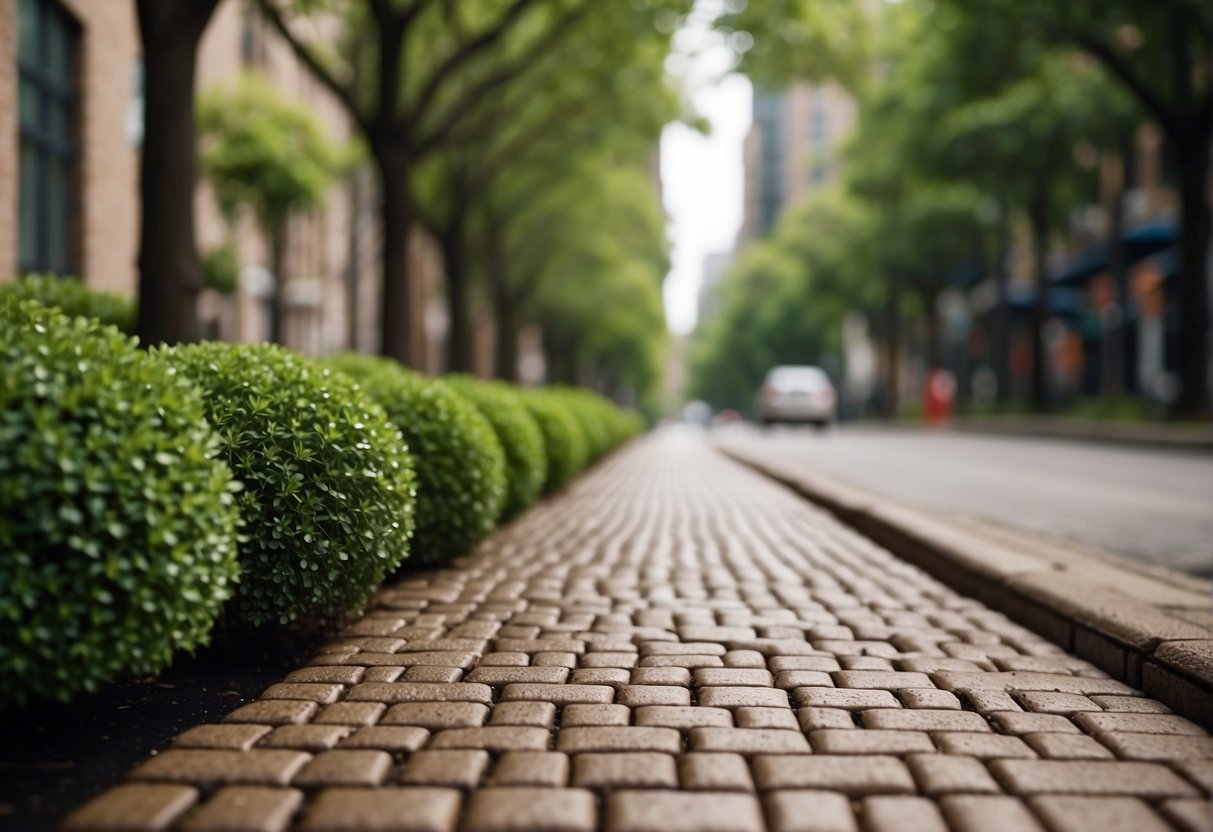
[
  {"xmin": 1104, "ymin": 154, "xmax": 1129, "ymax": 397},
  {"xmin": 439, "ymin": 224, "xmax": 472, "ymax": 373},
  {"xmin": 269, "ymin": 223, "xmax": 287, "ymax": 345},
  {"xmin": 919, "ymin": 283, "xmax": 942, "ymax": 370},
  {"xmin": 1027, "ymin": 192, "xmax": 1051, "ymax": 412},
  {"xmin": 1173, "ymin": 141, "xmax": 1211, "ymax": 415},
  {"xmin": 134, "ymin": 0, "xmax": 218, "ymax": 346},
  {"xmin": 993, "ymin": 208, "xmax": 1012, "ymax": 403},
  {"xmin": 485, "ymin": 224, "xmax": 519, "ymax": 381},
  {"xmin": 883, "ymin": 268, "xmax": 901, "ymax": 418},
  {"xmin": 377, "ymin": 151, "xmax": 413, "ymax": 365}
]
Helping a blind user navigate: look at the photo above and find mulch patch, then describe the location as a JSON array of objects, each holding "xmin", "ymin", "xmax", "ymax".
[{"xmin": 0, "ymin": 623, "xmax": 328, "ymax": 831}]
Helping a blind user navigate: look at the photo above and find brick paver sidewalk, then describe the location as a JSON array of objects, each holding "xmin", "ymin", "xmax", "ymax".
[{"xmin": 63, "ymin": 432, "xmax": 1212, "ymax": 832}]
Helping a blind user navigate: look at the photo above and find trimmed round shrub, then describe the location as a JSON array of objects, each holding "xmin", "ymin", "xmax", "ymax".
[
  {"xmin": 0, "ymin": 298, "xmax": 240, "ymax": 705},
  {"xmin": 445, "ymin": 376, "xmax": 547, "ymax": 519},
  {"xmin": 555, "ymin": 388, "xmax": 615, "ymax": 461},
  {"xmin": 162, "ymin": 343, "xmax": 415, "ymax": 625},
  {"xmin": 520, "ymin": 389, "xmax": 589, "ymax": 493},
  {"xmin": 324, "ymin": 354, "xmax": 507, "ymax": 564},
  {"xmin": 1, "ymin": 273, "xmax": 136, "ymax": 334}
]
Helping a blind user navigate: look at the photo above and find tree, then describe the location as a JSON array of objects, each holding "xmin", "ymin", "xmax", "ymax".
[
  {"xmin": 198, "ymin": 75, "xmax": 343, "ymax": 344},
  {"xmin": 134, "ymin": 0, "xmax": 221, "ymax": 346},
  {"xmin": 254, "ymin": 0, "xmax": 593, "ymax": 365},
  {"xmin": 937, "ymin": 0, "xmax": 1212, "ymax": 413}
]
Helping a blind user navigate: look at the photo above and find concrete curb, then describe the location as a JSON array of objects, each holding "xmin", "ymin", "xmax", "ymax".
[
  {"xmin": 718, "ymin": 441, "xmax": 1213, "ymax": 728},
  {"xmin": 953, "ymin": 417, "xmax": 1213, "ymax": 453}
]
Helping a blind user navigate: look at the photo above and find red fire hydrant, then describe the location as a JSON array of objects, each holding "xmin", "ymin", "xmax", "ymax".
[{"xmin": 923, "ymin": 369, "xmax": 956, "ymax": 426}]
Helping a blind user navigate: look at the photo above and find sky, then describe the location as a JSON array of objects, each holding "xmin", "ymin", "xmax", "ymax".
[{"xmin": 660, "ymin": 6, "xmax": 752, "ymax": 336}]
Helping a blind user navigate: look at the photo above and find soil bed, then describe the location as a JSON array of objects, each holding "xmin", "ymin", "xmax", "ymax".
[{"xmin": 0, "ymin": 625, "xmax": 324, "ymax": 832}]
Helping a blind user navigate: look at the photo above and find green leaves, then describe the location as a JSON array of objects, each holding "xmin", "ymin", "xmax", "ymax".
[
  {"xmin": 0, "ymin": 298, "xmax": 239, "ymax": 706},
  {"xmin": 0, "ymin": 274, "xmax": 136, "ymax": 335},
  {"xmin": 322, "ymin": 354, "xmax": 506, "ymax": 565},
  {"xmin": 162, "ymin": 343, "xmax": 416, "ymax": 626}
]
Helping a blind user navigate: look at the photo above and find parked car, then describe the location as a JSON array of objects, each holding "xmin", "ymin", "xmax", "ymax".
[{"xmin": 755, "ymin": 365, "xmax": 837, "ymax": 429}]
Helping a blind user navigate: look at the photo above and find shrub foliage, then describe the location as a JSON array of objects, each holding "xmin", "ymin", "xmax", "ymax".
[
  {"xmin": 0, "ymin": 299, "xmax": 240, "ymax": 704},
  {"xmin": 446, "ymin": 376, "xmax": 547, "ymax": 519},
  {"xmin": 163, "ymin": 343, "xmax": 416, "ymax": 625},
  {"xmin": 520, "ymin": 390, "xmax": 590, "ymax": 493},
  {"xmin": 324, "ymin": 354, "xmax": 507, "ymax": 564},
  {"xmin": 1, "ymin": 273, "xmax": 136, "ymax": 334}
]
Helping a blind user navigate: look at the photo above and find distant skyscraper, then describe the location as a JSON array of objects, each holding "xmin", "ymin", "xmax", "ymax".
[
  {"xmin": 697, "ymin": 250, "xmax": 734, "ymax": 327},
  {"xmin": 736, "ymin": 81, "xmax": 857, "ymax": 249}
]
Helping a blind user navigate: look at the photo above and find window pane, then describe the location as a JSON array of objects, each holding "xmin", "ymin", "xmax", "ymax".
[
  {"xmin": 47, "ymin": 157, "xmax": 70, "ymax": 273},
  {"xmin": 18, "ymin": 141, "xmax": 41, "ymax": 270},
  {"xmin": 47, "ymin": 8, "xmax": 71, "ymax": 83},
  {"xmin": 50, "ymin": 99, "xmax": 70, "ymax": 145},
  {"xmin": 18, "ymin": 77, "xmax": 40, "ymax": 130},
  {"xmin": 17, "ymin": 0, "xmax": 39, "ymax": 63}
]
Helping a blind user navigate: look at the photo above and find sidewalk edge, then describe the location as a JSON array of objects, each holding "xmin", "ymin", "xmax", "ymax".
[{"xmin": 717, "ymin": 443, "xmax": 1213, "ymax": 729}]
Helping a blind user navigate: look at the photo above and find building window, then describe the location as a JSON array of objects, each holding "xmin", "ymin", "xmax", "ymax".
[{"xmin": 17, "ymin": 0, "xmax": 79, "ymax": 274}]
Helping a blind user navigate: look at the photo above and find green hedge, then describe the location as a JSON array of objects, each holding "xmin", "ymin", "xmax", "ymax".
[
  {"xmin": 325, "ymin": 355, "xmax": 507, "ymax": 564},
  {"xmin": 520, "ymin": 389, "xmax": 590, "ymax": 493},
  {"xmin": 0, "ymin": 298, "xmax": 240, "ymax": 704},
  {"xmin": 162, "ymin": 343, "xmax": 416, "ymax": 625},
  {"xmin": 1, "ymin": 274, "xmax": 136, "ymax": 334},
  {"xmin": 446, "ymin": 376, "xmax": 547, "ymax": 519}
]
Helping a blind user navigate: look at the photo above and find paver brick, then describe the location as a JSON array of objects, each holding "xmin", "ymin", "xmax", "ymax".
[
  {"xmin": 500, "ymin": 683, "xmax": 614, "ymax": 705},
  {"xmin": 346, "ymin": 683, "xmax": 492, "ymax": 704},
  {"xmin": 461, "ymin": 787, "xmax": 597, "ymax": 832},
  {"xmin": 680, "ymin": 753, "xmax": 754, "ymax": 792},
  {"xmin": 933, "ymin": 733, "xmax": 1037, "ymax": 759},
  {"xmin": 490, "ymin": 701, "xmax": 557, "ymax": 728},
  {"xmin": 1090, "ymin": 695, "xmax": 1172, "ymax": 713},
  {"xmin": 338, "ymin": 726, "xmax": 429, "ymax": 752},
  {"xmin": 616, "ymin": 685, "xmax": 691, "ymax": 707},
  {"xmin": 604, "ymin": 791, "xmax": 765, "ymax": 832},
  {"xmin": 284, "ymin": 667, "xmax": 366, "ymax": 685},
  {"xmin": 174, "ymin": 725, "xmax": 273, "ymax": 751},
  {"xmin": 292, "ymin": 750, "xmax": 393, "ymax": 787},
  {"xmin": 258, "ymin": 725, "xmax": 352, "ymax": 751},
  {"xmin": 736, "ymin": 707, "xmax": 800, "ymax": 730},
  {"xmin": 490, "ymin": 752, "xmax": 570, "ymax": 787},
  {"xmin": 898, "ymin": 689, "xmax": 962, "ymax": 710},
  {"xmin": 313, "ymin": 703, "xmax": 386, "ymax": 726},
  {"xmin": 556, "ymin": 726, "xmax": 682, "ymax": 754},
  {"xmin": 380, "ymin": 702, "xmax": 489, "ymax": 730},
  {"xmin": 223, "ymin": 701, "xmax": 318, "ymax": 726},
  {"xmin": 60, "ymin": 784, "xmax": 198, "ymax": 832},
  {"xmin": 630, "ymin": 667, "xmax": 691, "ymax": 686},
  {"xmin": 793, "ymin": 688, "xmax": 900, "ymax": 710},
  {"xmin": 428, "ymin": 726, "xmax": 551, "ymax": 752},
  {"xmin": 572, "ymin": 752, "xmax": 679, "ymax": 789},
  {"xmin": 931, "ymin": 671, "xmax": 1138, "ymax": 697},
  {"xmin": 1073, "ymin": 712, "xmax": 1207, "ymax": 737},
  {"xmin": 1159, "ymin": 798, "xmax": 1213, "ymax": 832},
  {"xmin": 774, "ymin": 671, "xmax": 834, "ymax": 689},
  {"xmin": 1028, "ymin": 796, "xmax": 1173, "ymax": 832},
  {"xmin": 1013, "ymin": 692, "xmax": 1099, "ymax": 714},
  {"xmin": 466, "ymin": 667, "xmax": 569, "ymax": 685},
  {"xmin": 1097, "ymin": 732, "xmax": 1213, "ymax": 761},
  {"xmin": 797, "ymin": 708, "xmax": 855, "ymax": 731},
  {"xmin": 298, "ymin": 787, "xmax": 460, "ymax": 832},
  {"xmin": 404, "ymin": 666, "xmax": 464, "ymax": 683},
  {"xmin": 763, "ymin": 791, "xmax": 857, "ymax": 832},
  {"xmin": 694, "ymin": 668, "xmax": 774, "ymax": 687},
  {"xmin": 494, "ymin": 639, "xmax": 586, "ymax": 654},
  {"xmin": 1023, "ymin": 733, "xmax": 1115, "ymax": 760},
  {"xmin": 130, "ymin": 750, "xmax": 311, "ymax": 788},
  {"xmin": 861, "ymin": 709, "xmax": 990, "ymax": 733},
  {"xmin": 832, "ymin": 671, "xmax": 932, "ymax": 690},
  {"xmin": 260, "ymin": 683, "xmax": 344, "ymax": 704},
  {"xmin": 562, "ymin": 704, "xmax": 631, "ymax": 727},
  {"xmin": 690, "ymin": 727, "xmax": 810, "ymax": 754},
  {"xmin": 939, "ymin": 796, "xmax": 1046, "ymax": 832},
  {"xmin": 571, "ymin": 668, "xmax": 631, "ymax": 686},
  {"xmin": 862, "ymin": 796, "xmax": 949, "ymax": 832},
  {"xmin": 769, "ymin": 656, "xmax": 841, "ymax": 673},
  {"xmin": 582, "ymin": 653, "xmax": 640, "ymax": 669},
  {"xmin": 698, "ymin": 687, "xmax": 789, "ymax": 709},
  {"xmin": 989, "ymin": 712, "xmax": 1080, "ymax": 736},
  {"xmin": 399, "ymin": 750, "xmax": 490, "ymax": 789},
  {"xmin": 906, "ymin": 753, "xmax": 1000, "ymax": 794},
  {"xmin": 752, "ymin": 755, "xmax": 915, "ymax": 795},
  {"xmin": 178, "ymin": 786, "xmax": 302, "ymax": 832},
  {"xmin": 811, "ymin": 728, "xmax": 935, "ymax": 755},
  {"xmin": 634, "ymin": 705, "xmax": 733, "ymax": 729},
  {"xmin": 990, "ymin": 759, "xmax": 1199, "ymax": 797}
]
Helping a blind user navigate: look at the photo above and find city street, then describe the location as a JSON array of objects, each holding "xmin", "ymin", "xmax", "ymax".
[{"xmin": 719, "ymin": 425, "xmax": 1213, "ymax": 575}]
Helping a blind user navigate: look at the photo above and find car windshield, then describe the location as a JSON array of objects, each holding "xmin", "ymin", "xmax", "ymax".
[{"xmin": 768, "ymin": 367, "xmax": 828, "ymax": 390}]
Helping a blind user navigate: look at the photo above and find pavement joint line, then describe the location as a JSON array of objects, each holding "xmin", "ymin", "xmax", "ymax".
[
  {"xmin": 57, "ymin": 434, "xmax": 1213, "ymax": 831},
  {"xmin": 716, "ymin": 438, "xmax": 1213, "ymax": 730}
]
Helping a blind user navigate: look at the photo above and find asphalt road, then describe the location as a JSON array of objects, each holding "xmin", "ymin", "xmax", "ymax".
[{"xmin": 726, "ymin": 424, "xmax": 1213, "ymax": 575}]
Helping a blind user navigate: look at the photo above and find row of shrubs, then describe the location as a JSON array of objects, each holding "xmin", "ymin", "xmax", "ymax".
[{"xmin": 0, "ymin": 291, "xmax": 643, "ymax": 705}]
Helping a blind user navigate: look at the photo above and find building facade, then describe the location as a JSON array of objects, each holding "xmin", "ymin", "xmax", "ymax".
[
  {"xmin": 736, "ymin": 80, "xmax": 857, "ymax": 247},
  {"xmin": 1, "ymin": 0, "xmax": 446, "ymax": 371}
]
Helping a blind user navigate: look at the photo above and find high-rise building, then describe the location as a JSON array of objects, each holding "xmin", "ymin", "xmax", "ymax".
[{"xmin": 736, "ymin": 80, "xmax": 857, "ymax": 248}]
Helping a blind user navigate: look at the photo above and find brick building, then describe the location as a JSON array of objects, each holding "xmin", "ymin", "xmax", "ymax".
[{"xmin": 0, "ymin": 0, "xmax": 447, "ymax": 371}]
